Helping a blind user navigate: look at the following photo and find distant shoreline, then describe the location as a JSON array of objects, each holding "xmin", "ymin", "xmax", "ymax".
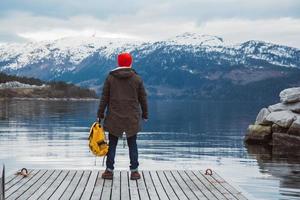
[
  {"xmin": 0, "ymin": 73, "xmax": 98, "ymax": 100},
  {"xmin": 0, "ymin": 97, "xmax": 98, "ymax": 101}
]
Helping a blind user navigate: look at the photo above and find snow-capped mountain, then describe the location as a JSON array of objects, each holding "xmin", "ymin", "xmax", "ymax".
[
  {"xmin": 0, "ymin": 33, "xmax": 299, "ymax": 100},
  {"xmin": 0, "ymin": 36, "xmax": 141, "ymax": 74}
]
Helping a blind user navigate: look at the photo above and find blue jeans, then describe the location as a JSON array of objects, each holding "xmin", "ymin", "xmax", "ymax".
[{"xmin": 106, "ymin": 134, "xmax": 139, "ymax": 172}]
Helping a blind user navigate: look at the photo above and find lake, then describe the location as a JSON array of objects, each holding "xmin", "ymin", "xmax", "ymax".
[{"xmin": 0, "ymin": 99, "xmax": 300, "ymax": 199}]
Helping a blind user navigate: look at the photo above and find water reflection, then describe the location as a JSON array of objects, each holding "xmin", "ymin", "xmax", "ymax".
[
  {"xmin": 246, "ymin": 144, "xmax": 300, "ymax": 198},
  {"xmin": 0, "ymin": 99, "xmax": 300, "ymax": 199}
]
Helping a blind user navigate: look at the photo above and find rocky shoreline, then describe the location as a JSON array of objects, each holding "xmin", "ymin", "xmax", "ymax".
[{"xmin": 245, "ymin": 87, "xmax": 300, "ymax": 149}]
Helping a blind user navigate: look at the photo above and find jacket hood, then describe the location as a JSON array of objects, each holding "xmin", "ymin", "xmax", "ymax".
[{"xmin": 110, "ymin": 68, "xmax": 136, "ymax": 79}]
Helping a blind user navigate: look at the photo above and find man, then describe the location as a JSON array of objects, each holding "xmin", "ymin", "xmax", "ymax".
[{"xmin": 97, "ymin": 52, "xmax": 148, "ymax": 180}]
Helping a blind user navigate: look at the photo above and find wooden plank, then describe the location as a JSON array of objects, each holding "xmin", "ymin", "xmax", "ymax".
[
  {"xmin": 161, "ymin": 171, "xmax": 188, "ymax": 200},
  {"xmin": 0, "ymin": 165, "xmax": 4, "ymax": 200},
  {"xmin": 181, "ymin": 171, "xmax": 208, "ymax": 200},
  {"xmin": 171, "ymin": 171, "xmax": 199, "ymax": 200},
  {"xmin": 111, "ymin": 170, "xmax": 121, "ymax": 200},
  {"xmin": 27, "ymin": 170, "xmax": 62, "ymax": 200},
  {"xmin": 5, "ymin": 168, "xmax": 33, "ymax": 185},
  {"xmin": 38, "ymin": 170, "xmax": 69, "ymax": 199},
  {"xmin": 49, "ymin": 170, "xmax": 77, "ymax": 200},
  {"xmin": 60, "ymin": 170, "xmax": 84, "ymax": 200},
  {"xmin": 197, "ymin": 171, "xmax": 228, "ymax": 200},
  {"xmin": 5, "ymin": 169, "xmax": 40, "ymax": 198},
  {"xmin": 70, "ymin": 170, "xmax": 91, "ymax": 200},
  {"xmin": 81, "ymin": 170, "xmax": 99, "ymax": 200},
  {"xmin": 128, "ymin": 172, "xmax": 140, "ymax": 200},
  {"xmin": 177, "ymin": 170, "xmax": 207, "ymax": 200},
  {"xmin": 5, "ymin": 169, "xmax": 34, "ymax": 191},
  {"xmin": 5, "ymin": 174, "xmax": 17, "ymax": 185},
  {"xmin": 4, "ymin": 165, "xmax": 18, "ymax": 185},
  {"xmin": 185, "ymin": 171, "xmax": 217, "ymax": 200},
  {"xmin": 136, "ymin": 171, "xmax": 150, "ymax": 200},
  {"xmin": 212, "ymin": 172, "xmax": 248, "ymax": 200},
  {"xmin": 154, "ymin": 171, "xmax": 177, "ymax": 200},
  {"xmin": 120, "ymin": 170, "xmax": 130, "ymax": 200},
  {"xmin": 142, "ymin": 171, "xmax": 160, "ymax": 200},
  {"xmin": 17, "ymin": 170, "xmax": 55, "ymax": 199},
  {"xmin": 90, "ymin": 171, "xmax": 105, "ymax": 200},
  {"xmin": 148, "ymin": 171, "xmax": 169, "ymax": 200},
  {"xmin": 192, "ymin": 171, "xmax": 224, "ymax": 200},
  {"xmin": 6, "ymin": 170, "xmax": 48, "ymax": 200},
  {"xmin": 202, "ymin": 171, "xmax": 237, "ymax": 200},
  {"xmin": 5, "ymin": 169, "xmax": 19, "ymax": 185},
  {"xmin": 101, "ymin": 175, "xmax": 113, "ymax": 200}
]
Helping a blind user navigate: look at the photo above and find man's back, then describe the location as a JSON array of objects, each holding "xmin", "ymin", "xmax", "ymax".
[
  {"xmin": 98, "ymin": 68, "xmax": 148, "ymax": 137},
  {"xmin": 109, "ymin": 68, "xmax": 142, "ymax": 105}
]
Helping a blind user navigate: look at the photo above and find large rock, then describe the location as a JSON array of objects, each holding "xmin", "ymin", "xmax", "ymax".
[
  {"xmin": 244, "ymin": 124, "xmax": 272, "ymax": 144},
  {"xmin": 280, "ymin": 87, "xmax": 300, "ymax": 104},
  {"xmin": 268, "ymin": 102, "xmax": 300, "ymax": 113},
  {"xmin": 287, "ymin": 117, "xmax": 300, "ymax": 136},
  {"xmin": 265, "ymin": 110, "xmax": 296, "ymax": 128},
  {"xmin": 255, "ymin": 108, "xmax": 271, "ymax": 125},
  {"xmin": 245, "ymin": 87, "xmax": 300, "ymax": 149},
  {"xmin": 272, "ymin": 124, "xmax": 289, "ymax": 133},
  {"xmin": 273, "ymin": 132, "xmax": 300, "ymax": 148}
]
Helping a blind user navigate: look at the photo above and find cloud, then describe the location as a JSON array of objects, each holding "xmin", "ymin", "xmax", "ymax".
[
  {"xmin": 0, "ymin": 0, "xmax": 143, "ymax": 18},
  {"xmin": 0, "ymin": 32, "xmax": 27, "ymax": 43},
  {"xmin": 201, "ymin": 18, "xmax": 300, "ymax": 48},
  {"xmin": 1, "ymin": 0, "xmax": 300, "ymax": 19},
  {"xmin": 0, "ymin": 1, "xmax": 300, "ymax": 48}
]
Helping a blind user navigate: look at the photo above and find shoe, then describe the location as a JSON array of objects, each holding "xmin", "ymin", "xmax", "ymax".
[
  {"xmin": 130, "ymin": 171, "xmax": 141, "ymax": 180},
  {"xmin": 101, "ymin": 170, "xmax": 113, "ymax": 180}
]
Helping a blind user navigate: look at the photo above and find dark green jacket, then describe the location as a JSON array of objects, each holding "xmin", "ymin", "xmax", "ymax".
[{"xmin": 97, "ymin": 68, "xmax": 148, "ymax": 137}]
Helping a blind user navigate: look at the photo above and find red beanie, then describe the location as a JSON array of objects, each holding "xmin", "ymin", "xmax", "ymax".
[{"xmin": 117, "ymin": 52, "xmax": 132, "ymax": 67}]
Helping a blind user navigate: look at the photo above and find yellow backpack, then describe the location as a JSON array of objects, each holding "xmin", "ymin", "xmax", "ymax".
[{"xmin": 88, "ymin": 122, "xmax": 109, "ymax": 157}]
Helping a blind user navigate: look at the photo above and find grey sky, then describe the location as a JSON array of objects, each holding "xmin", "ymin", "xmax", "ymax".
[{"xmin": 0, "ymin": 0, "xmax": 300, "ymax": 47}]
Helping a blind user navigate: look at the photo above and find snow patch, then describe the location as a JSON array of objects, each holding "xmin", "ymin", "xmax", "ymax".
[
  {"xmin": 166, "ymin": 32, "xmax": 224, "ymax": 46},
  {"xmin": 0, "ymin": 81, "xmax": 46, "ymax": 89}
]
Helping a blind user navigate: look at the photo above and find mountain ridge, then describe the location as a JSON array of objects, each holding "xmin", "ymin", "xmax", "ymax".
[{"xmin": 0, "ymin": 32, "xmax": 299, "ymax": 100}]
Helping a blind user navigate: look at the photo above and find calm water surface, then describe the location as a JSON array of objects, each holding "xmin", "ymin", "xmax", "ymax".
[{"xmin": 0, "ymin": 99, "xmax": 300, "ymax": 199}]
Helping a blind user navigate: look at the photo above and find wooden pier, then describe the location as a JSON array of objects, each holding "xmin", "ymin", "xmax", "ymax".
[{"xmin": 4, "ymin": 169, "xmax": 248, "ymax": 200}]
